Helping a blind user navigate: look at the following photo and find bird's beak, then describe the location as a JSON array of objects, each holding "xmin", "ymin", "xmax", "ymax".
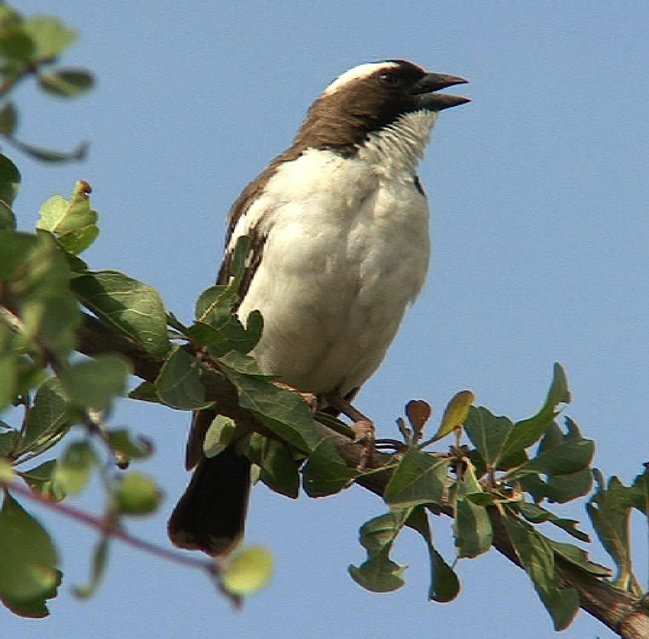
[{"xmin": 411, "ymin": 72, "xmax": 470, "ymax": 111}]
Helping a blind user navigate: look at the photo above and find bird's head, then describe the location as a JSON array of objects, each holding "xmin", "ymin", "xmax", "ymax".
[{"xmin": 294, "ymin": 59, "xmax": 469, "ymax": 153}]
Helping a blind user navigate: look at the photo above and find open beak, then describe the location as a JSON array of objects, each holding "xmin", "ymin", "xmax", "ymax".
[{"xmin": 411, "ymin": 72, "xmax": 470, "ymax": 111}]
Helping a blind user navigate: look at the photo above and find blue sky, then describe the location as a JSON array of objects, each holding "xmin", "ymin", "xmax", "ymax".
[{"xmin": 6, "ymin": 2, "xmax": 648, "ymax": 638}]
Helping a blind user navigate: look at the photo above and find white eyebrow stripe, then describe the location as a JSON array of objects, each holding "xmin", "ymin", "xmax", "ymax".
[{"xmin": 322, "ymin": 61, "xmax": 400, "ymax": 96}]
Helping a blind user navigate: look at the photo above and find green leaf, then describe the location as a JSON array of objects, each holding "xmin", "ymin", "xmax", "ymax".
[
  {"xmin": 302, "ymin": 436, "xmax": 358, "ymax": 497},
  {"xmin": 0, "ymin": 199, "xmax": 16, "ymax": 230},
  {"xmin": 221, "ymin": 546, "xmax": 273, "ymax": 597},
  {"xmin": 0, "ymin": 427, "xmax": 18, "ymax": 457},
  {"xmin": 537, "ymin": 586, "xmax": 580, "ymax": 632},
  {"xmin": 18, "ymin": 377, "xmax": 71, "ymax": 458},
  {"xmin": 406, "ymin": 507, "xmax": 460, "ymax": 602},
  {"xmin": 0, "ymin": 153, "xmax": 20, "ymax": 208},
  {"xmin": 59, "ymin": 355, "xmax": 129, "ymax": 411},
  {"xmin": 537, "ymin": 420, "xmax": 563, "ymax": 454},
  {"xmin": 0, "ymin": 493, "xmax": 60, "ymax": 618},
  {"xmin": 72, "ymin": 270, "xmax": 170, "ymax": 357},
  {"xmin": 0, "ymin": 103, "xmax": 18, "ymax": 136},
  {"xmin": 73, "ymin": 535, "xmax": 109, "ymax": 599},
  {"xmin": 194, "ymin": 284, "xmax": 234, "ymax": 323},
  {"xmin": 544, "ymin": 467, "xmax": 593, "ymax": 503},
  {"xmin": 464, "ymin": 491, "xmax": 498, "ymax": 506},
  {"xmin": 349, "ymin": 508, "xmax": 413, "ymax": 593},
  {"xmin": 18, "ymin": 460, "xmax": 65, "ymax": 502},
  {"xmin": 1, "ymin": 586, "xmax": 59, "ymax": 618},
  {"xmin": 348, "ymin": 548, "xmax": 407, "ymax": 593},
  {"xmin": 453, "ymin": 463, "xmax": 492, "ymax": 558},
  {"xmin": 188, "ymin": 304, "xmax": 261, "ymax": 356},
  {"xmin": 228, "ymin": 235, "xmax": 253, "ymax": 288},
  {"xmin": 36, "ymin": 181, "xmax": 98, "ymax": 255},
  {"xmin": 427, "ymin": 544, "xmax": 461, "ymax": 602},
  {"xmin": 544, "ymin": 362, "xmax": 571, "ymax": 406},
  {"xmin": 514, "ymin": 421, "xmax": 593, "ymax": 502},
  {"xmin": 517, "ymin": 467, "xmax": 593, "ymax": 505},
  {"xmin": 37, "ymin": 183, "xmax": 96, "ymax": 233},
  {"xmin": 115, "ymin": 471, "xmax": 160, "ymax": 515},
  {"xmin": 587, "ymin": 472, "xmax": 642, "ymax": 592},
  {"xmin": 127, "ymin": 381, "xmax": 159, "ymax": 403},
  {"xmin": 257, "ymin": 438, "xmax": 300, "ymax": 498},
  {"xmin": 0, "ymin": 230, "xmax": 32, "ymax": 278},
  {"xmin": 499, "ymin": 364, "xmax": 570, "ymax": 469},
  {"xmin": 0, "ymin": 26, "xmax": 35, "ymax": 62},
  {"xmin": 23, "ymin": 16, "xmax": 77, "ymax": 58},
  {"xmin": 507, "ymin": 418, "xmax": 594, "ymax": 501},
  {"xmin": 630, "ymin": 468, "xmax": 649, "ymax": 515},
  {"xmin": 204, "ymin": 415, "xmax": 236, "ymax": 458},
  {"xmin": 356, "ymin": 509, "xmax": 411, "ymax": 553},
  {"xmin": 13, "ymin": 354, "xmax": 46, "ymax": 404},
  {"xmin": 52, "ymin": 440, "xmax": 96, "ymax": 494},
  {"xmin": 221, "ymin": 364, "xmax": 320, "ymax": 453},
  {"xmin": 0, "ymin": 323, "xmax": 17, "ymax": 408},
  {"xmin": 189, "ymin": 236, "xmax": 261, "ymax": 356},
  {"xmin": 155, "ymin": 345, "xmax": 213, "ymax": 410},
  {"xmin": 384, "ymin": 449, "xmax": 450, "ymax": 508},
  {"xmin": 107, "ymin": 429, "xmax": 152, "ymax": 463},
  {"xmin": 1, "ymin": 231, "xmax": 79, "ymax": 359},
  {"xmin": 7, "ymin": 139, "xmax": 88, "ymax": 163},
  {"xmin": 546, "ymin": 539, "xmax": 610, "ymax": 578},
  {"xmin": 518, "ymin": 502, "xmax": 589, "ymax": 542},
  {"xmin": 38, "ymin": 68, "xmax": 94, "ymax": 98},
  {"xmin": 464, "ymin": 406, "xmax": 513, "ymax": 469},
  {"xmin": 432, "ymin": 390, "xmax": 475, "ymax": 442},
  {"xmin": 516, "ymin": 439, "xmax": 594, "ymax": 477},
  {"xmin": 218, "ymin": 350, "xmax": 267, "ymax": 377},
  {"xmin": 504, "ymin": 517, "xmax": 579, "ymax": 631}
]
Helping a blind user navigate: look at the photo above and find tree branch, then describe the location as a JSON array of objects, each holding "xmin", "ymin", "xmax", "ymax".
[{"xmin": 75, "ymin": 313, "xmax": 649, "ymax": 638}]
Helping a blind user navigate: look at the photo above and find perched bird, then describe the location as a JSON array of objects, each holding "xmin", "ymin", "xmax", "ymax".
[{"xmin": 168, "ymin": 59, "xmax": 469, "ymax": 556}]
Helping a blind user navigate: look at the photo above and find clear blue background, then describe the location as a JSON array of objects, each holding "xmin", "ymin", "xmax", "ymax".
[{"xmin": 5, "ymin": 2, "xmax": 648, "ymax": 638}]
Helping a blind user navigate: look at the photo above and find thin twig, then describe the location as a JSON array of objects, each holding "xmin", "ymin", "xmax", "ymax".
[{"xmin": 3, "ymin": 478, "xmax": 214, "ymax": 572}]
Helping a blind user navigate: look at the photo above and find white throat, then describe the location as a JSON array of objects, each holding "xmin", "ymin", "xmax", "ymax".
[{"xmin": 358, "ymin": 109, "xmax": 438, "ymax": 175}]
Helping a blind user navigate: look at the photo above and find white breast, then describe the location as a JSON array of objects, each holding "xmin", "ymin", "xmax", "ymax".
[{"xmin": 233, "ymin": 147, "xmax": 430, "ymax": 395}]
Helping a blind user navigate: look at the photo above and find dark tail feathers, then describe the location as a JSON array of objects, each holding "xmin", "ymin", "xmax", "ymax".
[{"xmin": 168, "ymin": 446, "xmax": 252, "ymax": 556}]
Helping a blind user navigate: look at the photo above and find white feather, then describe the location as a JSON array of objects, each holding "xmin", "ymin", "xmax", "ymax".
[
  {"xmin": 232, "ymin": 144, "xmax": 431, "ymax": 395},
  {"xmin": 323, "ymin": 61, "xmax": 400, "ymax": 96}
]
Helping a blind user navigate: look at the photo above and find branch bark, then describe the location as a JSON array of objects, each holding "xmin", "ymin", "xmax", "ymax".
[{"xmin": 76, "ymin": 313, "xmax": 649, "ymax": 638}]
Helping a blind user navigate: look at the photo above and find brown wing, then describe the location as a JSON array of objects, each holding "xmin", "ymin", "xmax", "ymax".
[
  {"xmin": 216, "ymin": 146, "xmax": 304, "ymax": 290},
  {"xmin": 185, "ymin": 149, "xmax": 302, "ymax": 470}
]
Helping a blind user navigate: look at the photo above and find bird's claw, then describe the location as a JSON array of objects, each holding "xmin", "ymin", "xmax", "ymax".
[{"xmin": 351, "ymin": 418, "xmax": 375, "ymax": 470}]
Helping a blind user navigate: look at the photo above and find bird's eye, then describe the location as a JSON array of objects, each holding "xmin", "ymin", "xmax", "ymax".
[{"xmin": 378, "ymin": 71, "xmax": 400, "ymax": 87}]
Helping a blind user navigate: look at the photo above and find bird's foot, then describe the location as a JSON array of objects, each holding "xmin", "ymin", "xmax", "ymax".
[
  {"xmin": 325, "ymin": 391, "xmax": 375, "ymax": 470},
  {"xmin": 350, "ymin": 418, "xmax": 375, "ymax": 470}
]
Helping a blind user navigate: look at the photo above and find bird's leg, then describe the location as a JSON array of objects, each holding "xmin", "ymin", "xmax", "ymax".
[{"xmin": 324, "ymin": 391, "xmax": 375, "ymax": 469}]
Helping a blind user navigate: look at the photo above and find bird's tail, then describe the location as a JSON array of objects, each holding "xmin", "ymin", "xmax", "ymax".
[{"xmin": 168, "ymin": 445, "xmax": 252, "ymax": 556}]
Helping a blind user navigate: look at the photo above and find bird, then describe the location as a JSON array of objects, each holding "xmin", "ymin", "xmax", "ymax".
[{"xmin": 168, "ymin": 59, "xmax": 469, "ymax": 556}]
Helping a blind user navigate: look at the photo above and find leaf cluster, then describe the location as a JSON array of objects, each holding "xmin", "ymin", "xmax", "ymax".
[
  {"xmin": 0, "ymin": 4, "xmax": 93, "ymax": 162},
  {"xmin": 0, "ymin": 170, "xmax": 158, "ymax": 615},
  {"xmin": 342, "ymin": 366, "xmax": 647, "ymax": 631}
]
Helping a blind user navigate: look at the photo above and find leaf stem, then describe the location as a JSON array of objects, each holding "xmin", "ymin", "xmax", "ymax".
[{"xmin": 2, "ymin": 478, "xmax": 215, "ymax": 572}]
